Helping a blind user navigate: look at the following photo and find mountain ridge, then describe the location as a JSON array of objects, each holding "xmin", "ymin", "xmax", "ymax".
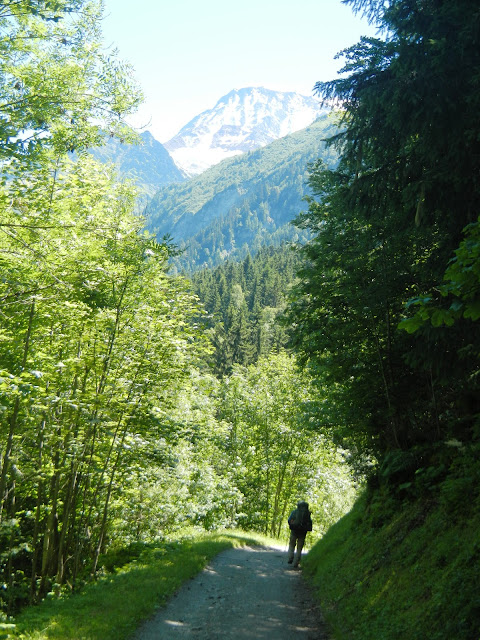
[
  {"xmin": 146, "ymin": 114, "xmax": 339, "ymax": 271},
  {"xmin": 164, "ymin": 86, "xmax": 327, "ymax": 175},
  {"xmin": 89, "ymin": 131, "xmax": 187, "ymax": 202}
]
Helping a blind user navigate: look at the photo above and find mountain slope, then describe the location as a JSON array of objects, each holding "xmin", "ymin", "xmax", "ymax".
[
  {"xmin": 89, "ymin": 131, "xmax": 186, "ymax": 199},
  {"xmin": 304, "ymin": 460, "xmax": 480, "ymax": 640},
  {"xmin": 164, "ymin": 87, "xmax": 327, "ymax": 175},
  {"xmin": 145, "ymin": 114, "xmax": 339, "ymax": 271}
]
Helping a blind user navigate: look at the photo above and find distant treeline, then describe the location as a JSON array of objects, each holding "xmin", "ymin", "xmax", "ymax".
[{"xmin": 191, "ymin": 244, "xmax": 302, "ymax": 375}]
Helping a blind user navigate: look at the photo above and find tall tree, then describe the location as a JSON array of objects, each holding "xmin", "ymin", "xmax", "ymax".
[
  {"xmin": 0, "ymin": 0, "xmax": 222, "ymax": 618},
  {"xmin": 218, "ymin": 352, "xmax": 356, "ymax": 538},
  {"xmin": 0, "ymin": 153, "xmax": 205, "ymax": 610},
  {"xmin": 0, "ymin": 0, "xmax": 141, "ymax": 165},
  {"xmin": 286, "ymin": 0, "xmax": 480, "ymax": 466}
]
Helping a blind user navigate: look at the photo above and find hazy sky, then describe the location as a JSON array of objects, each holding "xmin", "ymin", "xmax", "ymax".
[{"xmin": 101, "ymin": 0, "xmax": 377, "ymax": 142}]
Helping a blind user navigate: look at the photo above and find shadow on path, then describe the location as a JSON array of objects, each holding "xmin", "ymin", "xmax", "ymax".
[{"xmin": 131, "ymin": 545, "xmax": 330, "ymax": 639}]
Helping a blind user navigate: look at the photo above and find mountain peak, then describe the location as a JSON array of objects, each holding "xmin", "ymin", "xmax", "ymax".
[
  {"xmin": 215, "ymin": 86, "xmax": 283, "ymax": 102},
  {"xmin": 164, "ymin": 87, "xmax": 327, "ymax": 176}
]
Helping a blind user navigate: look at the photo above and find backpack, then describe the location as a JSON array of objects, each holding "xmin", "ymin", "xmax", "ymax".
[{"xmin": 288, "ymin": 505, "xmax": 312, "ymax": 532}]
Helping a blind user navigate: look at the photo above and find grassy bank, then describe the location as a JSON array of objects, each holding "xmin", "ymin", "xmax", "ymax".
[
  {"xmin": 6, "ymin": 530, "xmax": 277, "ymax": 640},
  {"xmin": 303, "ymin": 453, "xmax": 480, "ymax": 640}
]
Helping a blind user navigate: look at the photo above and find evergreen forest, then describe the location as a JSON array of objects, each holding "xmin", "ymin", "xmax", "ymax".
[
  {"xmin": 1, "ymin": 1, "xmax": 479, "ymax": 638},
  {"xmin": 145, "ymin": 116, "xmax": 339, "ymax": 271},
  {"xmin": 190, "ymin": 245, "xmax": 303, "ymax": 375}
]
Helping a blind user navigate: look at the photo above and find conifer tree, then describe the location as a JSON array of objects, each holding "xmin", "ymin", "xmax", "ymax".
[{"xmin": 286, "ymin": 0, "xmax": 480, "ymax": 464}]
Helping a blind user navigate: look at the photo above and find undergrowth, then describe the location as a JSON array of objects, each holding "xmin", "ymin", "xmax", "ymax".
[
  {"xmin": 303, "ymin": 442, "xmax": 480, "ymax": 640},
  {"xmin": 5, "ymin": 530, "xmax": 276, "ymax": 640}
]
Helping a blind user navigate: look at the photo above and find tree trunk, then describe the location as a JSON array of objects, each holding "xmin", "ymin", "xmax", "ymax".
[
  {"xmin": 0, "ymin": 300, "xmax": 35, "ymax": 521},
  {"xmin": 40, "ymin": 450, "xmax": 61, "ymax": 595},
  {"xmin": 30, "ymin": 418, "xmax": 45, "ymax": 603},
  {"xmin": 91, "ymin": 425, "xmax": 129, "ymax": 576},
  {"xmin": 55, "ymin": 464, "xmax": 79, "ymax": 586},
  {"xmin": 270, "ymin": 442, "xmax": 294, "ymax": 537}
]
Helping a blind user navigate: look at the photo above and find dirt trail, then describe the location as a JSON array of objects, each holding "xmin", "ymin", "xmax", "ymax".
[{"xmin": 131, "ymin": 545, "xmax": 330, "ymax": 639}]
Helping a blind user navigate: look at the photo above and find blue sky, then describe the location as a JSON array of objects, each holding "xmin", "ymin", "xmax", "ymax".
[{"xmin": 101, "ymin": 0, "xmax": 377, "ymax": 142}]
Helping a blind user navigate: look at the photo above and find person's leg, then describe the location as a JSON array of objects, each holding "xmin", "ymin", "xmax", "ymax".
[
  {"xmin": 293, "ymin": 534, "xmax": 306, "ymax": 567},
  {"xmin": 287, "ymin": 531, "xmax": 297, "ymax": 563}
]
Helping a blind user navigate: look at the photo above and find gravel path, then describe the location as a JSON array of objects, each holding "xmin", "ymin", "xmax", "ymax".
[{"xmin": 131, "ymin": 545, "xmax": 330, "ymax": 640}]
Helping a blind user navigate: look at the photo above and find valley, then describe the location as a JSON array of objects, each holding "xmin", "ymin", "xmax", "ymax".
[
  {"xmin": 146, "ymin": 114, "xmax": 339, "ymax": 271},
  {"xmin": 90, "ymin": 86, "xmax": 339, "ymax": 271},
  {"xmin": 1, "ymin": 4, "xmax": 479, "ymax": 640}
]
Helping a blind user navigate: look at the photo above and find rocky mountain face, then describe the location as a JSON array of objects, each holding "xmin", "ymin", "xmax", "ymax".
[
  {"xmin": 85, "ymin": 90, "xmax": 337, "ymax": 271},
  {"xmin": 146, "ymin": 114, "xmax": 339, "ymax": 272},
  {"xmin": 89, "ymin": 131, "xmax": 186, "ymax": 200},
  {"xmin": 164, "ymin": 87, "xmax": 327, "ymax": 175}
]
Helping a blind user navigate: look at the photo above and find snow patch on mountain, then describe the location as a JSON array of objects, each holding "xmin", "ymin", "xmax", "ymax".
[{"xmin": 164, "ymin": 87, "xmax": 327, "ymax": 175}]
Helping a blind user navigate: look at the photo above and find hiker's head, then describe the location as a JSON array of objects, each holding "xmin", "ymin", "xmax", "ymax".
[{"xmin": 297, "ymin": 500, "xmax": 309, "ymax": 510}]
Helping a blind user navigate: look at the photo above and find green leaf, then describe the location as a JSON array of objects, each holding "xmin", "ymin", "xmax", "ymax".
[
  {"xmin": 463, "ymin": 300, "xmax": 480, "ymax": 321},
  {"xmin": 398, "ymin": 316, "xmax": 424, "ymax": 334}
]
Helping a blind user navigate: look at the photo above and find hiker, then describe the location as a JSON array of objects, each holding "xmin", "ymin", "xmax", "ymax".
[{"xmin": 287, "ymin": 500, "xmax": 313, "ymax": 567}]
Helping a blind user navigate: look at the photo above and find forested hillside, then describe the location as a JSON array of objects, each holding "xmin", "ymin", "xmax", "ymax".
[
  {"xmin": 191, "ymin": 245, "xmax": 302, "ymax": 375},
  {"xmin": 1, "ymin": 0, "xmax": 479, "ymax": 637},
  {"xmin": 286, "ymin": 0, "xmax": 480, "ymax": 636},
  {"xmin": 145, "ymin": 116, "xmax": 339, "ymax": 271}
]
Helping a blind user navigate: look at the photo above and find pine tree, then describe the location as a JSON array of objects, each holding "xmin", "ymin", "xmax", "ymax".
[{"xmin": 286, "ymin": 0, "xmax": 480, "ymax": 461}]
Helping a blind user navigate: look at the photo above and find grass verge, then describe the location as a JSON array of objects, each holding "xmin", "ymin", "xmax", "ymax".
[
  {"xmin": 302, "ymin": 476, "xmax": 480, "ymax": 640},
  {"xmin": 8, "ymin": 530, "xmax": 277, "ymax": 640}
]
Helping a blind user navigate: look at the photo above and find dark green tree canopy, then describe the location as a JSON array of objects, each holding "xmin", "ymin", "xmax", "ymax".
[
  {"xmin": 286, "ymin": 0, "xmax": 480, "ymax": 462},
  {"xmin": 321, "ymin": 0, "xmax": 480, "ymax": 236}
]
